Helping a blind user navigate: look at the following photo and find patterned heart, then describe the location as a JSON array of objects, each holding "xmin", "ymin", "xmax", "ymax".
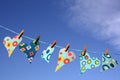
[
  {"xmin": 41, "ymin": 46, "xmax": 55, "ymax": 63},
  {"xmin": 19, "ymin": 40, "xmax": 40, "ymax": 63},
  {"xmin": 101, "ymin": 54, "xmax": 118, "ymax": 72},
  {"xmin": 55, "ymin": 48, "xmax": 76, "ymax": 72},
  {"xmin": 3, "ymin": 35, "xmax": 22, "ymax": 57},
  {"xmin": 80, "ymin": 52, "xmax": 100, "ymax": 74}
]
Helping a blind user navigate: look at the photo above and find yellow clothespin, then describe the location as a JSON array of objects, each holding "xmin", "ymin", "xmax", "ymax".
[{"xmin": 81, "ymin": 46, "xmax": 87, "ymax": 56}]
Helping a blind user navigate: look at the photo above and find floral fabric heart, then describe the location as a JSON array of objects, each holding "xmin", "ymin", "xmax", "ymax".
[
  {"xmin": 3, "ymin": 35, "xmax": 22, "ymax": 57},
  {"xmin": 55, "ymin": 48, "xmax": 76, "ymax": 72},
  {"xmin": 80, "ymin": 52, "xmax": 100, "ymax": 74},
  {"xmin": 101, "ymin": 54, "xmax": 118, "ymax": 72},
  {"xmin": 41, "ymin": 46, "xmax": 54, "ymax": 63},
  {"xmin": 19, "ymin": 40, "xmax": 40, "ymax": 63}
]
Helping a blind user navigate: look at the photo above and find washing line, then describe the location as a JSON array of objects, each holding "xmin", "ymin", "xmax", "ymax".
[{"xmin": 0, "ymin": 25, "xmax": 117, "ymax": 54}]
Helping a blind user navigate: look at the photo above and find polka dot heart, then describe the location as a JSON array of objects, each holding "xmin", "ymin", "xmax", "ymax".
[
  {"xmin": 55, "ymin": 48, "xmax": 76, "ymax": 72},
  {"xmin": 3, "ymin": 35, "xmax": 22, "ymax": 57},
  {"xmin": 101, "ymin": 54, "xmax": 118, "ymax": 72},
  {"xmin": 80, "ymin": 52, "xmax": 100, "ymax": 74}
]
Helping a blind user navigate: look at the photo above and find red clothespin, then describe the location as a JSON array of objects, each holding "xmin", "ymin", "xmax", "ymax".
[
  {"xmin": 50, "ymin": 40, "xmax": 57, "ymax": 48},
  {"xmin": 81, "ymin": 46, "xmax": 87, "ymax": 56},
  {"xmin": 65, "ymin": 43, "xmax": 70, "ymax": 52},
  {"xmin": 35, "ymin": 35, "xmax": 40, "ymax": 44},
  {"xmin": 18, "ymin": 29, "xmax": 24, "ymax": 39},
  {"xmin": 105, "ymin": 48, "xmax": 109, "ymax": 55}
]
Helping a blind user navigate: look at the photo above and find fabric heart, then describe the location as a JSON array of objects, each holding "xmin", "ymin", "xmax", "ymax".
[
  {"xmin": 80, "ymin": 52, "xmax": 100, "ymax": 74},
  {"xmin": 19, "ymin": 40, "xmax": 40, "ymax": 63},
  {"xmin": 101, "ymin": 54, "xmax": 118, "ymax": 72},
  {"xmin": 55, "ymin": 48, "xmax": 76, "ymax": 72},
  {"xmin": 3, "ymin": 35, "xmax": 22, "ymax": 57},
  {"xmin": 41, "ymin": 46, "xmax": 54, "ymax": 63}
]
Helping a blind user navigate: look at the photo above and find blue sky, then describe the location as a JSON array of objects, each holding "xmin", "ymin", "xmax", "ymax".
[{"xmin": 0, "ymin": 0, "xmax": 120, "ymax": 80}]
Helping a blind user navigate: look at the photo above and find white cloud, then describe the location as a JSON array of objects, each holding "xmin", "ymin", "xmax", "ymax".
[{"xmin": 64, "ymin": 0, "xmax": 120, "ymax": 49}]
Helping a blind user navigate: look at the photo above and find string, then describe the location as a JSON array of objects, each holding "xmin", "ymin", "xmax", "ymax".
[{"xmin": 0, "ymin": 25, "xmax": 119, "ymax": 55}]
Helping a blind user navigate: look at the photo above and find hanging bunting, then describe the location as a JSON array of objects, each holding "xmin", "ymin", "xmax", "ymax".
[
  {"xmin": 80, "ymin": 46, "xmax": 100, "ymax": 74},
  {"xmin": 41, "ymin": 40, "xmax": 56, "ymax": 63},
  {"xmin": 19, "ymin": 35, "xmax": 40, "ymax": 63},
  {"xmin": 0, "ymin": 25, "xmax": 119, "ymax": 73},
  {"xmin": 55, "ymin": 44, "xmax": 76, "ymax": 72},
  {"xmin": 3, "ymin": 30, "xmax": 24, "ymax": 57},
  {"xmin": 101, "ymin": 48, "xmax": 118, "ymax": 71}
]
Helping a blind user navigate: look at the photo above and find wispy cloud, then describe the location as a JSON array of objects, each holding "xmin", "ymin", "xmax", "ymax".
[{"xmin": 64, "ymin": 0, "xmax": 120, "ymax": 49}]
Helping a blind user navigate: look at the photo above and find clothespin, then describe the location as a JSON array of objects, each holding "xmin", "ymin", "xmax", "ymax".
[
  {"xmin": 50, "ymin": 40, "xmax": 57, "ymax": 48},
  {"xmin": 105, "ymin": 48, "xmax": 109, "ymax": 55},
  {"xmin": 81, "ymin": 46, "xmax": 87, "ymax": 56},
  {"xmin": 65, "ymin": 43, "xmax": 70, "ymax": 52},
  {"xmin": 35, "ymin": 35, "xmax": 40, "ymax": 44},
  {"xmin": 18, "ymin": 29, "xmax": 24, "ymax": 39}
]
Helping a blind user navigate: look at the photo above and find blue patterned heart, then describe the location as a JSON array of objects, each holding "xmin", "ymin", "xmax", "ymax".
[
  {"xmin": 19, "ymin": 40, "xmax": 40, "ymax": 63},
  {"xmin": 41, "ymin": 46, "xmax": 55, "ymax": 63}
]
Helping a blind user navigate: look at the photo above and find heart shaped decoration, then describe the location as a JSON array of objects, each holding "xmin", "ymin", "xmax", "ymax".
[
  {"xmin": 41, "ymin": 46, "xmax": 55, "ymax": 63},
  {"xmin": 55, "ymin": 48, "xmax": 76, "ymax": 72},
  {"xmin": 19, "ymin": 39, "xmax": 40, "ymax": 63},
  {"xmin": 101, "ymin": 54, "xmax": 118, "ymax": 72},
  {"xmin": 80, "ymin": 52, "xmax": 100, "ymax": 74},
  {"xmin": 3, "ymin": 35, "xmax": 22, "ymax": 57}
]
